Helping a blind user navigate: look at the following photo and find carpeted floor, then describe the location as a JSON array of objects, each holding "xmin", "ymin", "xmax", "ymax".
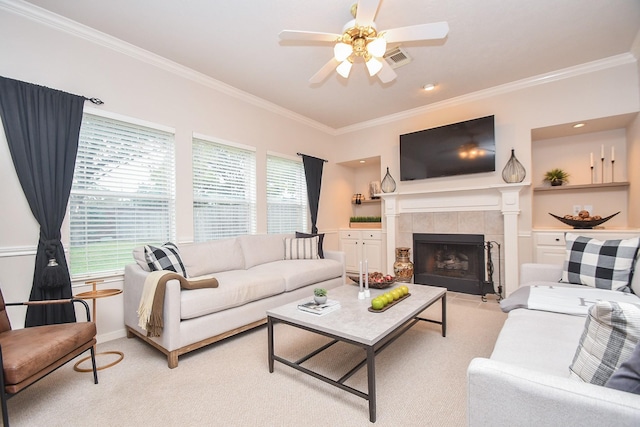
[{"xmin": 7, "ymin": 292, "xmax": 505, "ymax": 426}]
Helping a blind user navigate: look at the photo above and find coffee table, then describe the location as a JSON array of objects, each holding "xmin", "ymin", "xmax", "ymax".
[{"xmin": 267, "ymin": 284, "xmax": 446, "ymax": 423}]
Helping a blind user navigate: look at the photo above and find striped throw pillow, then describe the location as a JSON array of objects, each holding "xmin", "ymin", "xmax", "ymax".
[
  {"xmin": 283, "ymin": 236, "xmax": 319, "ymax": 260},
  {"xmin": 569, "ymin": 301, "xmax": 640, "ymax": 385}
]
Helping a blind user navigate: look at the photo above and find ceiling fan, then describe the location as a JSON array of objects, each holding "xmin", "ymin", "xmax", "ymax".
[{"xmin": 279, "ymin": 0, "xmax": 449, "ymax": 84}]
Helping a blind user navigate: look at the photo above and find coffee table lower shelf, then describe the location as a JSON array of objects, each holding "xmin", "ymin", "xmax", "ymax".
[{"xmin": 267, "ymin": 291, "xmax": 446, "ymax": 423}]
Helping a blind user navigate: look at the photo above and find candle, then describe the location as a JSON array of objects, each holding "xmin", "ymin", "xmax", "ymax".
[
  {"xmin": 365, "ymin": 260, "xmax": 369, "ymax": 291},
  {"xmin": 601, "ymin": 145, "xmax": 604, "ymax": 159},
  {"xmin": 611, "ymin": 146, "xmax": 615, "ymax": 162},
  {"xmin": 590, "ymin": 152, "xmax": 593, "ymax": 167},
  {"xmin": 359, "ymin": 261, "xmax": 363, "ymax": 292}
]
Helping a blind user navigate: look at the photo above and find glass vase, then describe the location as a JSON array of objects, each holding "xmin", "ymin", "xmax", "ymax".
[
  {"xmin": 381, "ymin": 167, "xmax": 397, "ymax": 193},
  {"xmin": 501, "ymin": 149, "xmax": 526, "ymax": 183}
]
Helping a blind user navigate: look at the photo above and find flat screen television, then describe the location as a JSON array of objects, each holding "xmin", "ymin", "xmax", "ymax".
[{"xmin": 400, "ymin": 115, "xmax": 495, "ymax": 181}]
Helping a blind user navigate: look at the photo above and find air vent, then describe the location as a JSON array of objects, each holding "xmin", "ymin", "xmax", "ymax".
[{"xmin": 383, "ymin": 46, "xmax": 412, "ymax": 69}]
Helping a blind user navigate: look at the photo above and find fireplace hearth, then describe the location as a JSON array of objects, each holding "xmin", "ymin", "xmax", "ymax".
[{"xmin": 413, "ymin": 233, "xmax": 490, "ymax": 295}]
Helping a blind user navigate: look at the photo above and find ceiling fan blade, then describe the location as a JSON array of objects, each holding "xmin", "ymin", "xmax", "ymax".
[
  {"xmin": 376, "ymin": 59, "xmax": 397, "ymax": 83},
  {"xmin": 279, "ymin": 30, "xmax": 341, "ymax": 42},
  {"xmin": 309, "ymin": 58, "xmax": 340, "ymax": 84},
  {"xmin": 355, "ymin": 0, "xmax": 381, "ymax": 27},
  {"xmin": 382, "ymin": 22, "xmax": 449, "ymax": 43}
]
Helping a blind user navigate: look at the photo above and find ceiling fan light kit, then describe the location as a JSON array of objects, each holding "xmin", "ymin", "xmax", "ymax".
[{"xmin": 279, "ymin": 0, "xmax": 449, "ymax": 84}]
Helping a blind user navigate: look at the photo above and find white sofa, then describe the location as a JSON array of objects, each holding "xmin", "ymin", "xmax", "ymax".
[
  {"xmin": 124, "ymin": 233, "xmax": 345, "ymax": 368},
  {"xmin": 467, "ymin": 262, "xmax": 640, "ymax": 426}
]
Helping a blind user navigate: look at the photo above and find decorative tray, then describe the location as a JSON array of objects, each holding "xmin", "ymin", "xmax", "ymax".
[
  {"xmin": 548, "ymin": 211, "xmax": 620, "ymax": 229},
  {"xmin": 368, "ymin": 293, "xmax": 411, "ymax": 313},
  {"xmin": 348, "ymin": 272, "xmax": 396, "ymax": 289}
]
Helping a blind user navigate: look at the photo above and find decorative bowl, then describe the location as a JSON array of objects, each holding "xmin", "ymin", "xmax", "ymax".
[
  {"xmin": 348, "ymin": 272, "xmax": 396, "ymax": 289},
  {"xmin": 548, "ymin": 211, "xmax": 620, "ymax": 229}
]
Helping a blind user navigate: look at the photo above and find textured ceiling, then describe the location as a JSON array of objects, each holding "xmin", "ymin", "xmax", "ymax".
[{"xmin": 22, "ymin": 0, "xmax": 640, "ymax": 130}]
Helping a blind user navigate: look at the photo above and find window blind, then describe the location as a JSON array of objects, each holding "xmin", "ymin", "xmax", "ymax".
[
  {"xmin": 192, "ymin": 136, "xmax": 257, "ymax": 241},
  {"xmin": 266, "ymin": 154, "xmax": 308, "ymax": 234},
  {"xmin": 70, "ymin": 113, "xmax": 176, "ymax": 276}
]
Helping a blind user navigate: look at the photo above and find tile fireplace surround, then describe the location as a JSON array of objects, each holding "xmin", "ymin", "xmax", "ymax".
[{"xmin": 380, "ymin": 184, "xmax": 527, "ymax": 297}]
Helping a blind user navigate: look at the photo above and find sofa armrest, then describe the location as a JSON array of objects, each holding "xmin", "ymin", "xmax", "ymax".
[
  {"xmin": 324, "ymin": 250, "xmax": 346, "ymax": 282},
  {"xmin": 123, "ymin": 264, "xmax": 182, "ymax": 351},
  {"xmin": 520, "ymin": 263, "xmax": 563, "ymax": 286},
  {"xmin": 468, "ymin": 358, "xmax": 640, "ymax": 427}
]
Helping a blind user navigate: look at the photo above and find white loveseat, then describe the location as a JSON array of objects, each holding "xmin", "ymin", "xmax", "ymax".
[
  {"xmin": 467, "ymin": 261, "xmax": 640, "ymax": 426},
  {"xmin": 124, "ymin": 233, "xmax": 345, "ymax": 368}
]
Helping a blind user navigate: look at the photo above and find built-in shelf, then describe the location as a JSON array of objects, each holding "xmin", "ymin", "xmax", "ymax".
[
  {"xmin": 352, "ymin": 199, "xmax": 381, "ymax": 204},
  {"xmin": 533, "ymin": 182, "xmax": 630, "ymax": 192}
]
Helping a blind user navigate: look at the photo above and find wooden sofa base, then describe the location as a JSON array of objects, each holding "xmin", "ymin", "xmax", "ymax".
[{"xmin": 126, "ymin": 318, "xmax": 267, "ymax": 368}]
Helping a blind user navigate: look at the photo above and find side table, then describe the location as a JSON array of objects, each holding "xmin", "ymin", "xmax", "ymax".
[{"xmin": 73, "ymin": 279, "xmax": 124, "ymax": 372}]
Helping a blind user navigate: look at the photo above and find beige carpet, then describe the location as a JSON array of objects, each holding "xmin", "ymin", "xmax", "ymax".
[{"xmin": 7, "ymin": 292, "xmax": 506, "ymax": 426}]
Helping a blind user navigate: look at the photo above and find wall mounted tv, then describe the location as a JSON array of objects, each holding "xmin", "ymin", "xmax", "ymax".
[{"xmin": 400, "ymin": 115, "xmax": 495, "ymax": 181}]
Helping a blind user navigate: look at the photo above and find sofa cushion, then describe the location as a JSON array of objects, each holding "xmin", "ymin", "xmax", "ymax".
[
  {"xmin": 179, "ymin": 238, "xmax": 245, "ymax": 276},
  {"xmin": 249, "ymin": 259, "xmax": 343, "ymax": 292},
  {"xmin": 179, "ymin": 270, "xmax": 285, "ymax": 319},
  {"xmin": 569, "ymin": 301, "xmax": 640, "ymax": 385},
  {"xmin": 283, "ymin": 236, "xmax": 319, "ymax": 260},
  {"xmin": 238, "ymin": 234, "xmax": 292, "ymax": 268},
  {"xmin": 296, "ymin": 231, "xmax": 325, "ymax": 258},
  {"xmin": 562, "ymin": 233, "xmax": 640, "ymax": 291},
  {"xmin": 144, "ymin": 242, "xmax": 188, "ymax": 277},
  {"xmin": 490, "ymin": 308, "xmax": 586, "ymax": 377},
  {"xmin": 132, "ymin": 246, "xmax": 151, "ymax": 272},
  {"xmin": 605, "ymin": 341, "xmax": 640, "ymax": 394}
]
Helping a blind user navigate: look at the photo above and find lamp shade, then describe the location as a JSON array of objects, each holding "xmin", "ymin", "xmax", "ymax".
[
  {"xmin": 365, "ymin": 57, "xmax": 383, "ymax": 76},
  {"xmin": 336, "ymin": 60, "xmax": 353, "ymax": 78},
  {"xmin": 367, "ymin": 37, "xmax": 387, "ymax": 58},
  {"xmin": 334, "ymin": 42, "xmax": 353, "ymax": 62}
]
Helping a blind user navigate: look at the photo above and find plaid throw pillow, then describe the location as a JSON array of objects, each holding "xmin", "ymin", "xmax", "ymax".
[
  {"xmin": 283, "ymin": 236, "xmax": 319, "ymax": 260},
  {"xmin": 144, "ymin": 242, "xmax": 188, "ymax": 278},
  {"xmin": 570, "ymin": 301, "xmax": 640, "ymax": 385},
  {"xmin": 562, "ymin": 233, "xmax": 640, "ymax": 291}
]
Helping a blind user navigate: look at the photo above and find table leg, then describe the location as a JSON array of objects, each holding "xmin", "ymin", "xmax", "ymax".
[
  {"xmin": 268, "ymin": 316, "xmax": 275, "ymax": 373},
  {"xmin": 442, "ymin": 293, "xmax": 447, "ymax": 337},
  {"xmin": 367, "ymin": 345, "xmax": 376, "ymax": 423}
]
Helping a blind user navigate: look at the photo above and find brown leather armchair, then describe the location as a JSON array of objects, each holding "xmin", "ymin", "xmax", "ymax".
[{"xmin": 0, "ymin": 289, "xmax": 98, "ymax": 426}]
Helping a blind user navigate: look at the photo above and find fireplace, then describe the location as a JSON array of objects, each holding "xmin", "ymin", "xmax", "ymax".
[{"xmin": 413, "ymin": 233, "xmax": 489, "ymax": 295}]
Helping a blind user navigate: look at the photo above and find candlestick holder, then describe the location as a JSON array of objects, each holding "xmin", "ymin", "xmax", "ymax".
[
  {"xmin": 590, "ymin": 166, "xmax": 594, "ymax": 184},
  {"xmin": 358, "ymin": 291, "xmax": 365, "ymax": 300},
  {"xmin": 601, "ymin": 158, "xmax": 605, "ymax": 183},
  {"xmin": 611, "ymin": 160, "xmax": 615, "ymax": 183}
]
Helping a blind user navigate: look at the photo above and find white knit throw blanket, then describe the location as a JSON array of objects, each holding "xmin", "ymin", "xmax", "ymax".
[{"xmin": 137, "ymin": 270, "xmax": 170, "ymax": 331}]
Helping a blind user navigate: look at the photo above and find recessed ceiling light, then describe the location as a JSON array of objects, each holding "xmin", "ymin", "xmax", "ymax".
[
  {"xmin": 422, "ymin": 83, "xmax": 436, "ymax": 91},
  {"xmin": 573, "ymin": 123, "xmax": 585, "ymax": 128},
  {"xmin": 359, "ymin": 160, "xmax": 366, "ymax": 163}
]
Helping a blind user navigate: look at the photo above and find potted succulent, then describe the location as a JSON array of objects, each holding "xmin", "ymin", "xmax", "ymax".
[
  {"xmin": 313, "ymin": 288, "xmax": 327, "ymax": 304},
  {"xmin": 543, "ymin": 168, "xmax": 570, "ymax": 186}
]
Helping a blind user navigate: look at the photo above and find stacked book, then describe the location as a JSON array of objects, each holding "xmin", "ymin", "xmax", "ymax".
[{"xmin": 297, "ymin": 299, "xmax": 341, "ymax": 316}]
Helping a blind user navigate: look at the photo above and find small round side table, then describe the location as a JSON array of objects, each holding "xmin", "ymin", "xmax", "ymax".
[{"xmin": 73, "ymin": 279, "xmax": 124, "ymax": 372}]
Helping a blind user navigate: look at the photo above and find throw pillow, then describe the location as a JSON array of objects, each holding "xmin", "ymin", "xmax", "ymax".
[
  {"xmin": 562, "ymin": 233, "xmax": 640, "ymax": 291},
  {"xmin": 569, "ymin": 301, "xmax": 640, "ymax": 385},
  {"xmin": 144, "ymin": 242, "xmax": 188, "ymax": 278},
  {"xmin": 283, "ymin": 236, "xmax": 319, "ymax": 260},
  {"xmin": 605, "ymin": 341, "xmax": 640, "ymax": 394},
  {"xmin": 295, "ymin": 231, "xmax": 325, "ymax": 259}
]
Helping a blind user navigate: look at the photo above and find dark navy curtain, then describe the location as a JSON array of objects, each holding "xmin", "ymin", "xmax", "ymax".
[
  {"xmin": 0, "ymin": 76, "xmax": 85, "ymax": 326},
  {"xmin": 301, "ymin": 154, "xmax": 325, "ymax": 234}
]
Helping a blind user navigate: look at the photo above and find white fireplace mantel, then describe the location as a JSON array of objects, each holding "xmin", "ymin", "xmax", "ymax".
[{"xmin": 379, "ymin": 183, "xmax": 529, "ymax": 297}]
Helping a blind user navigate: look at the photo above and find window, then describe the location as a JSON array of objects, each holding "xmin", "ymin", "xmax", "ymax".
[
  {"xmin": 192, "ymin": 135, "xmax": 256, "ymax": 241},
  {"xmin": 266, "ymin": 154, "xmax": 307, "ymax": 233},
  {"xmin": 70, "ymin": 113, "xmax": 176, "ymax": 277}
]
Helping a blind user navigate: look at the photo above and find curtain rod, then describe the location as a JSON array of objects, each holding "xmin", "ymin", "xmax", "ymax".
[
  {"xmin": 84, "ymin": 97, "xmax": 104, "ymax": 105},
  {"xmin": 297, "ymin": 153, "xmax": 328, "ymax": 163}
]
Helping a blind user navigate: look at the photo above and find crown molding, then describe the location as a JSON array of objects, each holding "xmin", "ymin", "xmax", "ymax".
[
  {"xmin": 336, "ymin": 53, "xmax": 638, "ymax": 135},
  {"xmin": 0, "ymin": 0, "xmax": 336, "ymax": 135}
]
